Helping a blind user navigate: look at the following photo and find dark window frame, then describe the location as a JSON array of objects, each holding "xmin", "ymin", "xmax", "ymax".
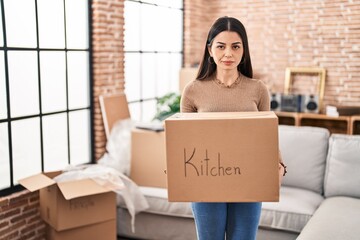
[{"xmin": 0, "ymin": 0, "xmax": 94, "ymax": 196}]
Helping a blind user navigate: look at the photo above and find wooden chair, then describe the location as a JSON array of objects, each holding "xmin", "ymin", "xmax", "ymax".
[{"xmin": 99, "ymin": 93, "xmax": 131, "ymax": 139}]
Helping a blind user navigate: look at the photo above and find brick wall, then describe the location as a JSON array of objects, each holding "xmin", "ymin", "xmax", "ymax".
[
  {"xmin": 183, "ymin": 0, "xmax": 215, "ymax": 67},
  {"xmin": 183, "ymin": 0, "xmax": 360, "ymax": 110},
  {"xmin": 0, "ymin": 191, "xmax": 45, "ymax": 240},
  {"xmin": 92, "ymin": 0, "xmax": 125, "ymax": 160}
]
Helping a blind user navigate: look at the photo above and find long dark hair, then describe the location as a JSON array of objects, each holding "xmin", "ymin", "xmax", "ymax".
[{"xmin": 196, "ymin": 16, "xmax": 253, "ymax": 80}]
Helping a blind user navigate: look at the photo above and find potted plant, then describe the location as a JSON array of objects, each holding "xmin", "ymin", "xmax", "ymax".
[{"xmin": 153, "ymin": 92, "xmax": 181, "ymax": 121}]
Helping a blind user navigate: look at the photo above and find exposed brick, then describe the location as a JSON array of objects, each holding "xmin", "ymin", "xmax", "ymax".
[
  {"xmin": 11, "ymin": 209, "xmax": 37, "ymax": 224},
  {"xmin": 0, "ymin": 221, "xmax": 9, "ymax": 230},
  {"xmin": 92, "ymin": 0, "xmax": 125, "ymax": 162},
  {"xmin": 18, "ymin": 231, "xmax": 35, "ymax": 240},
  {"xmin": 0, "ymin": 220, "xmax": 25, "ymax": 237},
  {"xmin": 9, "ymin": 193, "xmax": 28, "ymax": 204},
  {"xmin": 183, "ymin": 0, "xmax": 360, "ymax": 112},
  {"xmin": 1, "ymin": 231, "xmax": 19, "ymax": 240},
  {"xmin": 32, "ymin": 235, "xmax": 46, "ymax": 240},
  {"xmin": 20, "ymin": 222, "xmax": 37, "ymax": 235},
  {"xmin": 1, "ymin": 199, "xmax": 27, "ymax": 212},
  {"xmin": 0, "ymin": 198, "xmax": 9, "ymax": 207},
  {"xmin": 1, "ymin": 208, "xmax": 21, "ymax": 219},
  {"xmin": 27, "ymin": 215, "xmax": 42, "ymax": 225},
  {"xmin": 22, "ymin": 202, "xmax": 39, "ymax": 213}
]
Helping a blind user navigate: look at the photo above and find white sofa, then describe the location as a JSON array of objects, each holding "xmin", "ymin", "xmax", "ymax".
[{"xmin": 116, "ymin": 125, "xmax": 360, "ymax": 240}]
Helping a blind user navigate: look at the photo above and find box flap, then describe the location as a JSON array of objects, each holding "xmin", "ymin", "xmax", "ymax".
[
  {"xmin": 43, "ymin": 171, "xmax": 63, "ymax": 179},
  {"xmin": 57, "ymin": 179, "xmax": 112, "ymax": 200},
  {"xmin": 99, "ymin": 93, "xmax": 131, "ymax": 139},
  {"xmin": 167, "ymin": 111, "xmax": 277, "ymax": 121},
  {"xmin": 18, "ymin": 173, "xmax": 56, "ymax": 192}
]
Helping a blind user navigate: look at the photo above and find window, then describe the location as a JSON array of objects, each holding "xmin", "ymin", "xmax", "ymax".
[
  {"xmin": 124, "ymin": 0, "xmax": 183, "ymax": 122},
  {"xmin": 0, "ymin": 0, "xmax": 92, "ymax": 196}
]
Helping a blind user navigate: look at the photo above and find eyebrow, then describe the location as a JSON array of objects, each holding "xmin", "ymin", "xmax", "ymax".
[{"xmin": 216, "ymin": 41, "xmax": 242, "ymax": 45}]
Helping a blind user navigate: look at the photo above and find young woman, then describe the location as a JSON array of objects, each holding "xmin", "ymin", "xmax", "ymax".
[{"xmin": 181, "ymin": 16, "xmax": 287, "ymax": 240}]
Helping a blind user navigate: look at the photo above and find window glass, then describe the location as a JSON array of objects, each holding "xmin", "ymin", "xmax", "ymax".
[
  {"xmin": 128, "ymin": 102, "xmax": 141, "ymax": 122},
  {"xmin": 40, "ymin": 51, "xmax": 67, "ymax": 113},
  {"xmin": 141, "ymin": 0, "xmax": 155, "ymax": 4},
  {"xmin": 156, "ymin": 53, "xmax": 171, "ymax": 97},
  {"xmin": 124, "ymin": 53, "xmax": 141, "ymax": 102},
  {"xmin": 0, "ymin": 51, "xmax": 6, "ymax": 119},
  {"xmin": 124, "ymin": 1, "xmax": 140, "ymax": 51},
  {"xmin": 140, "ymin": 4, "xmax": 156, "ymax": 51},
  {"xmin": 4, "ymin": 0, "xmax": 37, "ymax": 48},
  {"xmin": 69, "ymin": 110, "xmax": 90, "ymax": 165},
  {"xmin": 8, "ymin": 51, "xmax": 39, "ymax": 118},
  {"xmin": 12, "ymin": 118, "xmax": 42, "ymax": 183},
  {"xmin": 67, "ymin": 51, "xmax": 89, "ymax": 109},
  {"xmin": 124, "ymin": 0, "xmax": 183, "ymax": 123},
  {"xmin": 155, "ymin": 52, "xmax": 183, "ymax": 95},
  {"xmin": 154, "ymin": 7, "xmax": 182, "ymax": 52},
  {"xmin": 142, "ymin": 99, "xmax": 157, "ymax": 122},
  {"xmin": 43, "ymin": 113, "xmax": 69, "ymax": 171},
  {"xmin": 169, "ymin": 53, "xmax": 182, "ymax": 93},
  {"xmin": 141, "ymin": 53, "xmax": 157, "ymax": 99},
  {"xmin": 38, "ymin": 0, "xmax": 65, "ymax": 49},
  {"xmin": 142, "ymin": 0, "xmax": 182, "ymax": 8},
  {"xmin": 65, "ymin": 0, "xmax": 89, "ymax": 49},
  {"xmin": 0, "ymin": 123, "xmax": 10, "ymax": 189},
  {"xmin": 167, "ymin": 8, "xmax": 183, "ymax": 52},
  {"xmin": 0, "ymin": 3, "xmax": 3, "ymax": 47}
]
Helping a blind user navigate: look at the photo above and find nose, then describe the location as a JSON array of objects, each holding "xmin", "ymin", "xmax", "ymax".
[{"xmin": 224, "ymin": 48, "xmax": 232, "ymax": 57}]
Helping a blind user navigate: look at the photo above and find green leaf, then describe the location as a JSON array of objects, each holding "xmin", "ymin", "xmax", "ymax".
[{"xmin": 153, "ymin": 92, "xmax": 181, "ymax": 121}]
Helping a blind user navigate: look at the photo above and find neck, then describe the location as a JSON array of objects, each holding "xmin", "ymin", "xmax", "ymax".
[{"xmin": 216, "ymin": 70, "xmax": 239, "ymax": 86}]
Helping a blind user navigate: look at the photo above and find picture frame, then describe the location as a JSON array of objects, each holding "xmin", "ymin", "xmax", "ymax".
[{"xmin": 284, "ymin": 67, "xmax": 326, "ymax": 111}]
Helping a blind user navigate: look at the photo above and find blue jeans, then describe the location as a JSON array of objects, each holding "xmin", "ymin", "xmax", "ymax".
[{"xmin": 191, "ymin": 202, "xmax": 262, "ymax": 240}]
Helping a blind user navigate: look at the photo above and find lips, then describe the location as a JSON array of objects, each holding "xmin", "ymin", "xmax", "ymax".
[{"xmin": 222, "ymin": 61, "xmax": 234, "ymax": 65}]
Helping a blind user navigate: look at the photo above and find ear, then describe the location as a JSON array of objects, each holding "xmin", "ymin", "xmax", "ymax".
[{"xmin": 208, "ymin": 45, "xmax": 212, "ymax": 57}]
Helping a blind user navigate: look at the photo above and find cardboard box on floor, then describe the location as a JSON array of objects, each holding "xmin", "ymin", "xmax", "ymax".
[
  {"xmin": 100, "ymin": 93, "xmax": 167, "ymax": 189},
  {"xmin": 46, "ymin": 219, "xmax": 116, "ymax": 240},
  {"xmin": 130, "ymin": 128, "xmax": 167, "ymax": 188},
  {"xmin": 165, "ymin": 111, "xmax": 280, "ymax": 202},
  {"xmin": 18, "ymin": 171, "xmax": 116, "ymax": 239}
]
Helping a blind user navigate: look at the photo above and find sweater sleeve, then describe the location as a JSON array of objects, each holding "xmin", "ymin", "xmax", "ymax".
[
  {"xmin": 180, "ymin": 82, "xmax": 197, "ymax": 113},
  {"xmin": 257, "ymin": 80, "xmax": 270, "ymax": 111}
]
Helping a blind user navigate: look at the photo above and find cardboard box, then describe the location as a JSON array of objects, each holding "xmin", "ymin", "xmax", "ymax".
[
  {"xmin": 165, "ymin": 111, "xmax": 279, "ymax": 202},
  {"xmin": 46, "ymin": 219, "xmax": 116, "ymax": 240},
  {"xmin": 130, "ymin": 129, "xmax": 167, "ymax": 188},
  {"xmin": 179, "ymin": 68, "xmax": 197, "ymax": 93},
  {"xmin": 18, "ymin": 171, "xmax": 116, "ymax": 231}
]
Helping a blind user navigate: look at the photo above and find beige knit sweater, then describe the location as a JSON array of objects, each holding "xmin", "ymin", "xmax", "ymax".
[
  {"xmin": 181, "ymin": 73, "xmax": 270, "ymax": 113},
  {"xmin": 180, "ymin": 73, "xmax": 285, "ymax": 167}
]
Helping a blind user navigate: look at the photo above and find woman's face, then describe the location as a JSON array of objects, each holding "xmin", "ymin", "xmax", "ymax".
[{"xmin": 208, "ymin": 31, "xmax": 244, "ymax": 71}]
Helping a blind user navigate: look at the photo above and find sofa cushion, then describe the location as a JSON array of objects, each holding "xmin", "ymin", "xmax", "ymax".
[
  {"xmin": 279, "ymin": 125, "xmax": 329, "ymax": 194},
  {"xmin": 297, "ymin": 197, "xmax": 360, "ymax": 240},
  {"xmin": 260, "ymin": 186, "xmax": 324, "ymax": 233},
  {"xmin": 324, "ymin": 134, "xmax": 360, "ymax": 198},
  {"xmin": 137, "ymin": 186, "xmax": 193, "ymax": 218}
]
